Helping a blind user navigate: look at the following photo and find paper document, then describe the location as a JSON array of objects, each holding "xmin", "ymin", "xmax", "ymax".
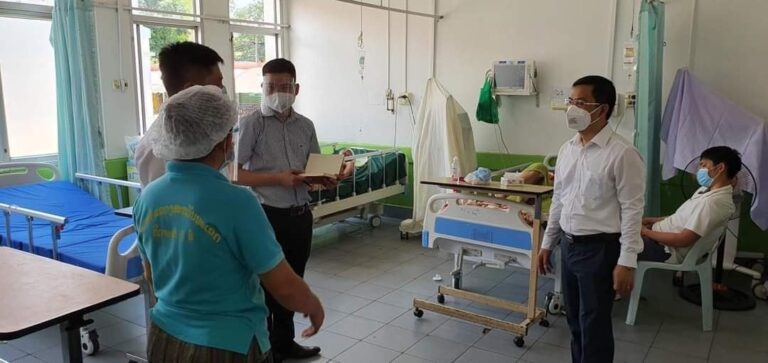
[{"xmin": 302, "ymin": 153, "xmax": 344, "ymax": 179}]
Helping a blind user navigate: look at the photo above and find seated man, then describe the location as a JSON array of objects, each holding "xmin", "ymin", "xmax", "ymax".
[
  {"xmin": 640, "ymin": 146, "xmax": 740, "ymax": 264},
  {"xmin": 134, "ymin": 85, "xmax": 324, "ymax": 362}
]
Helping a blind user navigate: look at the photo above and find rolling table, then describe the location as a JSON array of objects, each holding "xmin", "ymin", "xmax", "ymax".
[
  {"xmin": 413, "ymin": 178, "xmax": 554, "ymax": 347},
  {"xmin": 0, "ymin": 247, "xmax": 140, "ymax": 363},
  {"xmin": 115, "ymin": 207, "xmax": 133, "ymax": 218}
]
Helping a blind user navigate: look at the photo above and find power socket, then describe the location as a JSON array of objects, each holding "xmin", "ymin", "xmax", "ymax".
[
  {"xmin": 398, "ymin": 92, "xmax": 412, "ymax": 105},
  {"xmin": 625, "ymin": 92, "xmax": 637, "ymax": 108}
]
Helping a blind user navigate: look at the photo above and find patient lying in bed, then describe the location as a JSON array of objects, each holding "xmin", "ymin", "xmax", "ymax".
[{"xmin": 462, "ymin": 163, "xmax": 553, "ymax": 227}]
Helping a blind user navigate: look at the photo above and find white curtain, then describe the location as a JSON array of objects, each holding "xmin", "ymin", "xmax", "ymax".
[{"xmin": 401, "ymin": 78, "xmax": 477, "ymax": 233}]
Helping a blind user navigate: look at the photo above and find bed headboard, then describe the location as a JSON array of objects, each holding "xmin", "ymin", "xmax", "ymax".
[{"xmin": 0, "ymin": 162, "xmax": 60, "ymax": 187}]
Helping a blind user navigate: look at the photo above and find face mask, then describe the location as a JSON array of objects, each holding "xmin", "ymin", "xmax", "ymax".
[
  {"xmin": 565, "ymin": 105, "xmax": 602, "ymax": 131},
  {"xmin": 696, "ymin": 168, "xmax": 713, "ymax": 188},
  {"xmin": 263, "ymin": 92, "xmax": 295, "ymax": 113},
  {"xmin": 219, "ymin": 141, "xmax": 235, "ymax": 174}
]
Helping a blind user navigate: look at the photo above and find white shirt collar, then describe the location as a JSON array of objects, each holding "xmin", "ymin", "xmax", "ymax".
[{"xmin": 570, "ymin": 123, "xmax": 613, "ymax": 148}]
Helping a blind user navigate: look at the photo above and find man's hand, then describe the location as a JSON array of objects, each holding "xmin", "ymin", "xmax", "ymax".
[
  {"xmin": 537, "ymin": 248, "xmax": 553, "ymax": 275},
  {"xmin": 300, "ymin": 297, "xmax": 325, "ymax": 338},
  {"xmin": 320, "ymin": 176, "xmax": 339, "ymax": 189},
  {"xmin": 278, "ymin": 170, "xmax": 305, "ymax": 188},
  {"xmin": 640, "ymin": 225, "xmax": 651, "ymax": 238},
  {"xmin": 613, "ymin": 265, "xmax": 635, "ymax": 298}
]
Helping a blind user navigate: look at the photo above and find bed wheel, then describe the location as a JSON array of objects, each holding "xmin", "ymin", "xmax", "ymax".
[
  {"xmin": 437, "ymin": 294, "xmax": 445, "ymax": 304},
  {"xmin": 513, "ymin": 336, "xmax": 525, "ymax": 347},
  {"xmin": 413, "ymin": 308, "xmax": 424, "ymax": 318},
  {"xmin": 539, "ymin": 319, "xmax": 550, "ymax": 328},
  {"xmin": 368, "ymin": 215, "xmax": 382, "ymax": 228},
  {"xmin": 545, "ymin": 292, "xmax": 563, "ymax": 315},
  {"xmin": 400, "ymin": 232, "xmax": 409, "ymax": 240},
  {"xmin": 81, "ymin": 329, "xmax": 100, "ymax": 356}
]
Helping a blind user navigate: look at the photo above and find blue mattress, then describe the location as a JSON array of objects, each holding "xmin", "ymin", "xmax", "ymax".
[{"xmin": 0, "ymin": 181, "xmax": 142, "ymax": 279}]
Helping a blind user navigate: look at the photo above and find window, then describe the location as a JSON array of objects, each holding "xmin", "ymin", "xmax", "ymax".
[
  {"xmin": 134, "ymin": 24, "xmax": 196, "ymax": 132},
  {"xmin": 132, "ymin": 0, "xmax": 197, "ymax": 20},
  {"xmin": 233, "ymin": 32, "xmax": 278, "ymax": 117},
  {"xmin": 230, "ymin": 0, "xmax": 277, "ymax": 24},
  {"xmin": 2, "ymin": 0, "xmax": 53, "ymax": 5},
  {"xmin": 0, "ymin": 16, "xmax": 57, "ymax": 159}
]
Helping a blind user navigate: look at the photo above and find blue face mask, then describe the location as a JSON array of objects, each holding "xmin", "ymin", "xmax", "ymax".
[{"xmin": 697, "ymin": 168, "xmax": 713, "ymax": 188}]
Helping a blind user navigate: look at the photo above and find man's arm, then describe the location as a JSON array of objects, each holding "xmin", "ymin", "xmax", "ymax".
[
  {"xmin": 614, "ymin": 149, "xmax": 646, "ymax": 269},
  {"xmin": 235, "ymin": 166, "xmax": 305, "ymax": 188},
  {"xmin": 641, "ymin": 226, "xmax": 700, "ymax": 248},
  {"xmin": 538, "ymin": 148, "xmax": 565, "ymax": 275},
  {"xmin": 261, "ymin": 261, "xmax": 324, "ymax": 337}
]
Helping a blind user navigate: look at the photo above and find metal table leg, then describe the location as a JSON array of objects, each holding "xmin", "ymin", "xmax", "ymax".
[{"xmin": 60, "ymin": 317, "xmax": 84, "ymax": 363}]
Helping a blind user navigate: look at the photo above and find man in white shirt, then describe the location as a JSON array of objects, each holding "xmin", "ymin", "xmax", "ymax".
[
  {"xmin": 537, "ymin": 76, "xmax": 645, "ymax": 363},
  {"xmin": 135, "ymin": 42, "xmax": 225, "ymax": 187},
  {"xmin": 640, "ymin": 146, "xmax": 740, "ymax": 263}
]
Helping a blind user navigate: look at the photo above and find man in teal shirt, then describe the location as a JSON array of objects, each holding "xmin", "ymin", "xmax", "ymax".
[{"xmin": 134, "ymin": 85, "xmax": 324, "ymax": 362}]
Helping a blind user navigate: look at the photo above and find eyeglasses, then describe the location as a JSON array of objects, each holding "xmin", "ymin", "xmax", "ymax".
[
  {"xmin": 262, "ymin": 82, "xmax": 296, "ymax": 94},
  {"xmin": 565, "ymin": 98, "xmax": 602, "ymax": 108}
]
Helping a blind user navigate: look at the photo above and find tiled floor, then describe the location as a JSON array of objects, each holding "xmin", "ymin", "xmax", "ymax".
[{"xmin": 3, "ymin": 219, "xmax": 767, "ymax": 363}]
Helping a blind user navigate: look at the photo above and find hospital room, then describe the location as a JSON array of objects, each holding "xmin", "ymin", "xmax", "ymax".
[{"xmin": 2, "ymin": 0, "xmax": 768, "ymax": 362}]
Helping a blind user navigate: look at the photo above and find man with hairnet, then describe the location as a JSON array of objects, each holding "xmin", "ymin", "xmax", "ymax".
[{"xmin": 133, "ymin": 85, "xmax": 324, "ymax": 363}]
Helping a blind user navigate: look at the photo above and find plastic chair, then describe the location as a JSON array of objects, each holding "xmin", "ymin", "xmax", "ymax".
[{"xmin": 625, "ymin": 224, "xmax": 727, "ymax": 331}]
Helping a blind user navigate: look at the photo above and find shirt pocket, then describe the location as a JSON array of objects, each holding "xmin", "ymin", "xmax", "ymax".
[{"xmin": 581, "ymin": 170, "xmax": 604, "ymax": 207}]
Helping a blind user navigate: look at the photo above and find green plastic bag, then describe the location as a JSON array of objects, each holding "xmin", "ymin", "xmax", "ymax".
[{"xmin": 476, "ymin": 75, "xmax": 499, "ymax": 124}]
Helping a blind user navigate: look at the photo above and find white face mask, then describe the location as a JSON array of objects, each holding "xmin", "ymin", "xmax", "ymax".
[
  {"xmin": 263, "ymin": 92, "xmax": 295, "ymax": 113},
  {"xmin": 565, "ymin": 105, "xmax": 602, "ymax": 131}
]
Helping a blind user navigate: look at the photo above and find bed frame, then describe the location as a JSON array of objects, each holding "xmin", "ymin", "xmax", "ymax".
[{"xmin": 310, "ymin": 148, "xmax": 407, "ymax": 227}]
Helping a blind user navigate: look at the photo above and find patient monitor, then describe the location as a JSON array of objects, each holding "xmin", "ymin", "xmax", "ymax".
[{"xmin": 493, "ymin": 59, "xmax": 537, "ymax": 96}]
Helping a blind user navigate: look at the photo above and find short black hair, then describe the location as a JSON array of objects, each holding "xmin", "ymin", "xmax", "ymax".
[
  {"xmin": 700, "ymin": 146, "xmax": 742, "ymax": 179},
  {"xmin": 262, "ymin": 58, "xmax": 296, "ymax": 80},
  {"xmin": 573, "ymin": 75, "xmax": 617, "ymax": 119},
  {"xmin": 159, "ymin": 42, "xmax": 223, "ymax": 96}
]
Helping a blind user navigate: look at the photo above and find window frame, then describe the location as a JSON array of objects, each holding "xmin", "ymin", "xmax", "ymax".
[
  {"xmin": 132, "ymin": 20, "xmax": 200, "ymax": 133},
  {"xmin": 0, "ymin": 1, "xmax": 57, "ymax": 162}
]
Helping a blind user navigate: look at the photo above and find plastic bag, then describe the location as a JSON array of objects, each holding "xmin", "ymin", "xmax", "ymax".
[
  {"xmin": 465, "ymin": 167, "xmax": 492, "ymax": 185},
  {"xmin": 475, "ymin": 74, "xmax": 499, "ymax": 124}
]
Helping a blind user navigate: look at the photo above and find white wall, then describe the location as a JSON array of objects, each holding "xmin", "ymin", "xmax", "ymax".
[
  {"xmin": 287, "ymin": 0, "xmax": 701, "ymax": 155},
  {"xmin": 92, "ymin": 0, "xmax": 768, "ymax": 159},
  {"xmin": 287, "ymin": 0, "xmax": 434, "ymax": 148},
  {"xmin": 689, "ymin": 0, "xmax": 768, "ymax": 120}
]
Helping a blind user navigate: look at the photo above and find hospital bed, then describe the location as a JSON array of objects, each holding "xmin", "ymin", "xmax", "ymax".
[
  {"xmin": 310, "ymin": 147, "xmax": 407, "ymax": 227},
  {"xmin": 0, "ymin": 162, "xmax": 142, "ymax": 356},
  {"xmin": 413, "ymin": 178, "xmax": 556, "ymax": 348}
]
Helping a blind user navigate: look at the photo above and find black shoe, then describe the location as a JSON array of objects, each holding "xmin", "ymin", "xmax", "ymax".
[{"xmin": 277, "ymin": 342, "xmax": 321, "ymax": 360}]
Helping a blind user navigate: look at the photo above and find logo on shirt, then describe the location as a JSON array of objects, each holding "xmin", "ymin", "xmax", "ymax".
[{"xmin": 140, "ymin": 205, "xmax": 222, "ymax": 243}]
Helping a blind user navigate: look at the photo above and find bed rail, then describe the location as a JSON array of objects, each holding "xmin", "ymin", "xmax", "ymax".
[
  {"xmin": 312, "ymin": 148, "xmax": 406, "ymax": 206},
  {"xmin": 0, "ymin": 202, "xmax": 67, "ymax": 260},
  {"xmin": 75, "ymin": 173, "xmax": 142, "ymax": 209}
]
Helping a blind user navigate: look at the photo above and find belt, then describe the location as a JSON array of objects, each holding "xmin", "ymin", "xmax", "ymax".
[
  {"xmin": 562, "ymin": 232, "xmax": 621, "ymax": 244},
  {"xmin": 262, "ymin": 204, "xmax": 310, "ymax": 216}
]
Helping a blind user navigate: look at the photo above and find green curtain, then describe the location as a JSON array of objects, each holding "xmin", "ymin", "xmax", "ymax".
[
  {"xmin": 635, "ymin": 0, "xmax": 665, "ymax": 216},
  {"xmin": 51, "ymin": 0, "xmax": 107, "ymax": 199}
]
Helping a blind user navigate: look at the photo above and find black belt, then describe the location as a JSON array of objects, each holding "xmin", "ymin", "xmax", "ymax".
[
  {"xmin": 262, "ymin": 204, "xmax": 310, "ymax": 216},
  {"xmin": 562, "ymin": 232, "xmax": 621, "ymax": 244}
]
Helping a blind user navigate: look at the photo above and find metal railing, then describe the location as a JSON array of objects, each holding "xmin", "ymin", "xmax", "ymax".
[
  {"xmin": 75, "ymin": 173, "xmax": 142, "ymax": 209},
  {"xmin": 312, "ymin": 148, "xmax": 405, "ymax": 206},
  {"xmin": 0, "ymin": 203, "xmax": 66, "ymax": 260}
]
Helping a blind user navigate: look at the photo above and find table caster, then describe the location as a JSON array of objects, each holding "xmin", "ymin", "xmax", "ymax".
[
  {"xmin": 413, "ymin": 308, "xmax": 424, "ymax": 318},
  {"xmin": 514, "ymin": 335, "xmax": 525, "ymax": 347},
  {"xmin": 437, "ymin": 294, "xmax": 445, "ymax": 304}
]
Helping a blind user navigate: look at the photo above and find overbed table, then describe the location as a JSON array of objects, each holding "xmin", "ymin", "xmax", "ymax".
[
  {"xmin": 0, "ymin": 247, "xmax": 140, "ymax": 363},
  {"xmin": 414, "ymin": 178, "xmax": 554, "ymax": 347}
]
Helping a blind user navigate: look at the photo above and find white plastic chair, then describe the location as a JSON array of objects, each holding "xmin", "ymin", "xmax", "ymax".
[{"xmin": 625, "ymin": 224, "xmax": 727, "ymax": 331}]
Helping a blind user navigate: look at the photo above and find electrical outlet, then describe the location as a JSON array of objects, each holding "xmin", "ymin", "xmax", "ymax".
[
  {"xmin": 625, "ymin": 92, "xmax": 637, "ymax": 108},
  {"xmin": 551, "ymin": 87, "xmax": 567, "ymax": 110},
  {"xmin": 113, "ymin": 80, "xmax": 122, "ymax": 90},
  {"xmin": 397, "ymin": 92, "xmax": 412, "ymax": 105}
]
